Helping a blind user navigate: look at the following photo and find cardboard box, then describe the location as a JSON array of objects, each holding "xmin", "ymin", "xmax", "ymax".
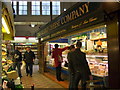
[{"xmin": 7, "ymin": 70, "xmax": 18, "ymax": 79}]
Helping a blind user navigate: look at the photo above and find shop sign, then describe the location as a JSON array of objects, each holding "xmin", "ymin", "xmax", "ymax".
[{"xmin": 37, "ymin": 2, "xmax": 104, "ymax": 41}]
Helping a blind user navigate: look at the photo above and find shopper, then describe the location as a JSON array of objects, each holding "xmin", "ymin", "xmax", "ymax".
[
  {"xmin": 13, "ymin": 47, "xmax": 22, "ymax": 78},
  {"xmin": 67, "ymin": 45, "xmax": 75, "ymax": 90},
  {"xmin": 69, "ymin": 41, "xmax": 92, "ymax": 90},
  {"xmin": 52, "ymin": 44, "xmax": 68, "ymax": 81},
  {"xmin": 24, "ymin": 47, "xmax": 35, "ymax": 77}
]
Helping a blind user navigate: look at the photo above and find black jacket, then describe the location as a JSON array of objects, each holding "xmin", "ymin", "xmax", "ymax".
[
  {"xmin": 14, "ymin": 50, "xmax": 22, "ymax": 62},
  {"xmin": 24, "ymin": 51, "xmax": 35, "ymax": 63},
  {"xmin": 68, "ymin": 48, "xmax": 91, "ymax": 80}
]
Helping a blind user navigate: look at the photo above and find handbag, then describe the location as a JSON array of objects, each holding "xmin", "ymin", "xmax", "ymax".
[{"xmin": 58, "ymin": 55, "xmax": 63, "ymax": 62}]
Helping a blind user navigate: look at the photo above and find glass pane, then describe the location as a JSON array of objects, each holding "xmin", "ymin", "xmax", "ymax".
[
  {"xmin": 42, "ymin": 11, "xmax": 46, "ymax": 15},
  {"xmin": 32, "ymin": 11, "xmax": 35, "ymax": 15},
  {"xmin": 13, "ymin": 1, "xmax": 17, "ymax": 5},
  {"xmin": 47, "ymin": 11, "xmax": 50, "ymax": 15},
  {"xmin": 42, "ymin": 1, "xmax": 50, "ymax": 5},
  {"xmin": 19, "ymin": 6, "xmax": 23, "ymax": 10},
  {"xmin": 32, "ymin": 1, "xmax": 40, "ymax": 5},
  {"xmin": 35, "ymin": 1, "xmax": 40, "ymax": 5},
  {"xmin": 19, "ymin": 1, "xmax": 23, "ymax": 5},
  {"xmin": 23, "ymin": 6, "xmax": 27, "ymax": 10},
  {"xmin": 13, "ymin": 6, "xmax": 16, "ymax": 9},
  {"xmin": 35, "ymin": 11, "xmax": 40, "ymax": 15},
  {"xmin": 52, "ymin": 11, "xmax": 56, "ymax": 15},
  {"xmin": 19, "ymin": 11, "xmax": 22, "ymax": 15},
  {"xmin": 32, "ymin": 6, "xmax": 36, "ymax": 10},
  {"xmin": 19, "ymin": 1, "xmax": 27, "ymax": 5},
  {"xmin": 53, "ymin": 1, "xmax": 60, "ymax": 5},
  {"xmin": 23, "ymin": 10, "xmax": 27, "ymax": 15},
  {"xmin": 23, "ymin": 1, "xmax": 27, "ymax": 5},
  {"xmin": 32, "ymin": 1, "xmax": 35, "ymax": 5},
  {"xmin": 53, "ymin": 6, "xmax": 57, "ymax": 10},
  {"xmin": 36, "ymin": 6, "xmax": 40, "ymax": 10}
]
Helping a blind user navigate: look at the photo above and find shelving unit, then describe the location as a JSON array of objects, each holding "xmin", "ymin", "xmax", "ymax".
[{"xmin": 90, "ymin": 38, "xmax": 107, "ymax": 41}]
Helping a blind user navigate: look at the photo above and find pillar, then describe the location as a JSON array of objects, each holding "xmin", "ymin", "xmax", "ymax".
[
  {"xmin": 38, "ymin": 38, "xmax": 45, "ymax": 73},
  {"xmin": 0, "ymin": 1, "xmax": 2, "ymax": 89},
  {"xmin": 106, "ymin": 10, "xmax": 120, "ymax": 89}
]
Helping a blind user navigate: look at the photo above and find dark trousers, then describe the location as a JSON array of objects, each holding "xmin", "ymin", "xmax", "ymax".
[
  {"xmin": 73, "ymin": 72, "xmax": 87, "ymax": 90},
  {"xmin": 13, "ymin": 62, "xmax": 22, "ymax": 77},
  {"xmin": 26, "ymin": 63, "xmax": 33, "ymax": 76},
  {"xmin": 69, "ymin": 72, "xmax": 74, "ymax": 90},
  {"xmin": 56, "ymin": 64, "xmax": 62, "ymax": 80}
]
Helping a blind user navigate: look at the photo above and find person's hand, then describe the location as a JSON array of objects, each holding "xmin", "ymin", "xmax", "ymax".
[
  {"xmin": 89, "ymin": 75, "xmax": 93, "ymax": 80},
  {"xmin": 33, "ymin": 59, "xmax": 35, "ymax": 62}
]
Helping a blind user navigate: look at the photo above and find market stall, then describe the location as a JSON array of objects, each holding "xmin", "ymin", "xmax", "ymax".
[{"xmin": 36, "ymin": 2, "xmax": 120, "ymax": 88}]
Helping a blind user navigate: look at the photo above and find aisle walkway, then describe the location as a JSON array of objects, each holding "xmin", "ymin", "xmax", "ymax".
[{"xmin": 21, "ymin": 65, "xmax": 64, "ymax": 89}]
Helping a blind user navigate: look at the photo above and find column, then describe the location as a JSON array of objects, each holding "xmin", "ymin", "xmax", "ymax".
[
  {"xmin": 0, "ymin": 1, "xmax": 2, "ymax": 89},
  {"xmin": 106, "ymin": 10, "xmax": 120, "ymax": 89},
  {"xmin": 38, "ymin": 38, "xmax": 45, "ymax": 73}
]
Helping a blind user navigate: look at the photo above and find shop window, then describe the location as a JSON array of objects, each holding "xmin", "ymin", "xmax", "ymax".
[
  {"xmin": 19, "ymin": 1, "xmax": 27, "ymax": 15},
  {"xmin": 12, "ymin": 1, "xmax": 17, "ymax": 15},
  {"xmin": 52, "ymin": 1, "xmax": 60, "ymax": 15},
  {"xmin": 31, "ymin": 1, "xmax": 40, "ymax": 15},
  {"xmin": 42, "ymin": 1, "xmax": 50, "ymax": 15}
]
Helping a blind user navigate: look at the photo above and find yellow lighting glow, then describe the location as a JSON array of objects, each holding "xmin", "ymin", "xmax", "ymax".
[{"xmin": 2, "ymin": 16, "xmax": 10, "ymax": 34}]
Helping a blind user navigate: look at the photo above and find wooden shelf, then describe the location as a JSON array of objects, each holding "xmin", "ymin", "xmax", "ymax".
[
  {"xmin": 90, "ymin": 37, "xmax": 107, "ymax": 41},
  {"xmin": 15, "ymin": 45, "xmax": 37, "ymax": 46}
]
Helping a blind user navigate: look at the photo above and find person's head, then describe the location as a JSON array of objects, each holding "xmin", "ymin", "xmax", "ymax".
[
  {"xmin": 76, "ymin": 41, "xmax": 82, "ymax": 48},
  {"xmin": 70, "ymin": 45, "xmax": 75, "ymax": 51},
  {"xmin": 26, "ymin": 47, "xmax": 31, "ymax": 51},
  {"xmin": 54, "ymin": 44, "xmax": 59, "ymax": 48}
]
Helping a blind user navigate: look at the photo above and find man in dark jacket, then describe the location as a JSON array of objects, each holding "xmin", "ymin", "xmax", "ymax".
[
  {"xmin": 69, "ymin": 41, "xmax": 92, "ymax": 89},
  {"xmin": 13, "ymin": 47, "xmax": 22, "ymax": 78},
  {"xmin": 24, "ymin": 47, "xmax": 35, "ymax": 77}
]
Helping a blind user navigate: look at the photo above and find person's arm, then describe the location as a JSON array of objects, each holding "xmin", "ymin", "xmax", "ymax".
[
  {"xmin": 84, "ymin": 53, "xmax": 91, "ymax": 75},
  {"xmin": 23, "ymin": 53, "xmax": 26, "ymax": 61},
  {"xmin": 61, "ymin": 47, "xmax": 68, "ymax": 52},
  {"xmin": 52, "ymin": 49, "xmax": 55, "ymax": 58},
  {"xmin": 33, "ymin": 52, "xmax": 35, "ymax": 59},
  {"xmin": 83, "ymin": 53, "xmax": 93, "ymax": 80},
  {"xmin": 19, "ymin": 52, "xmax": 22, "ymax": 61},
  {"xmin": 67, "ymin": 52, "xmax": 74, "ymax": 74}
]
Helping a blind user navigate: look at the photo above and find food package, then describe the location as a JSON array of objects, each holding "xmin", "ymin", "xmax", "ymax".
[
  {"xmin": 3, "ymin": 65, "xmax": 9, "ymax": 71},
  {"xmin": 7, "ymin": 70, "xmax": 18, "ymax": 79},
  {"xmin": 14, "ymin": 77, "xmax": 21, "ymax": 85}
]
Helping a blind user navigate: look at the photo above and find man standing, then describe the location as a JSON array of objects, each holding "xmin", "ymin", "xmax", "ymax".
[
  {"xmin": 69, "ymin": 41, "xmax": 92, "ymax": 89},
  {"xmin": 13, "ymin": 47, "xmax": 22, "ymax": 78},
  {"xmin": 67, "ymin": 45, "xmax": 75, "ymax": 90},
  {"xmin": 24, "ymin": 47, "xmax": 35, "ymax": 77},
  {"xmin": 52, "ymin": 44, "xmax": 68, "ymax": 81}
]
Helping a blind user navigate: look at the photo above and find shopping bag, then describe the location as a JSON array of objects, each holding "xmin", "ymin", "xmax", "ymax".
[
  {"xmin": 58, "ymin": 55, "xmax": 63, "ymax": 62},
  {"xmin": 21, "ymin": 61, "xmax": 26, "ymax": 70}
]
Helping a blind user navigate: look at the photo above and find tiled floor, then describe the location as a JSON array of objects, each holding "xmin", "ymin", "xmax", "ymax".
[{"xmin": 21, "ymin": 65, "xmax": 64, "ymax": 89}]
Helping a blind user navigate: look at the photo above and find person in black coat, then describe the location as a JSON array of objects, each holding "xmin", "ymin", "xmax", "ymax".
[
  {"xmin": 13, "ymin": 47, "xmax": 22, "ymax": 78},
  {"xmin": 24, "ymin": 47, "xmax": 35, "ymax": 77},
  {"xmin": 67, "ymin": 45, "xmax": 75, "ymax": 90},
  {"xmin": 68, "ymin": 41, "xmax": 93, "ymax": 90}
]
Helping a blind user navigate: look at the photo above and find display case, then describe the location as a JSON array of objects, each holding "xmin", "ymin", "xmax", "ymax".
[{"xmin": 86, "ymin": 54, "xmax": 108, "ymax": 77}]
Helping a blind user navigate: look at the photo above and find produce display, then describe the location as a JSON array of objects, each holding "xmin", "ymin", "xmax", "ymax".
[{"xmin": 1, "ymin": 44, "xmax": 23, "ymax": 89}]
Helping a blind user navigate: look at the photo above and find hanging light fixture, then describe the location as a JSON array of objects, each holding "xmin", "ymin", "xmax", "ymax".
[{"xmin": 31, "ymin": 24, "xmax": 35, "ymax": 27}]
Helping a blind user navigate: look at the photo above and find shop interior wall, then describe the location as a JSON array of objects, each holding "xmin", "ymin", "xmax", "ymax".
[{"xmin": 14, "ymin": 2, "xmax": 76, "ymax": 37}]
